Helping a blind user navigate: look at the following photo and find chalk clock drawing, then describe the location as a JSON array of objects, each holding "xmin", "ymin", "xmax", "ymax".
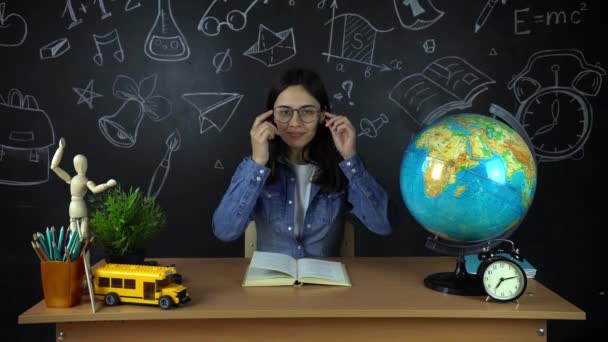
[{"xmin": 508, "ymin": 49, "xmax": 605, "ymax": 162}]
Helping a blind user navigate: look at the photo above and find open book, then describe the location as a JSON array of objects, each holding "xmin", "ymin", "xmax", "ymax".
[{"xmin": 242, "ymin": 251, "xmax": 351, "ymax": 287}]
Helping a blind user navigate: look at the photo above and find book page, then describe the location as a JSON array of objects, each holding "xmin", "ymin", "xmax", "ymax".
[
  {"xmin": 297, "ymin": 258, "xmax": 348, "ymax": 283},
  {"xmin": 250, "ymin": 251, "xmax": 297, "ymax": 278}
]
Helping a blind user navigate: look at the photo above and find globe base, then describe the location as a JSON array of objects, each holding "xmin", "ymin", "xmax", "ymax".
[{"xmin": 424, "ymin": 271, "xmax": 485, "ymax": 296}]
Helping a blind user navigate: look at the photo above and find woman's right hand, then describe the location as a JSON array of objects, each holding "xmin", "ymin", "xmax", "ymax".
[{"xmin": 250, "ymin": 110, "xmax": 277, "ymax": 166}]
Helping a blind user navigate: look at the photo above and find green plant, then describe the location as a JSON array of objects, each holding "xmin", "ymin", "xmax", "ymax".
[{"xmin": 90, "ymin": 187, "xmax": 167, "ymax": 257}]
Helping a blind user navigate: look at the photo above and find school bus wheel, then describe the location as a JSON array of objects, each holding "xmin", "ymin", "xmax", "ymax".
[
  {"xmin": 104, "ymin": 293, "xmax": 120, "ymax": 306},
  {"xmin": 159, "ymin": 296, "xmax": 173, "ymax": 310}
]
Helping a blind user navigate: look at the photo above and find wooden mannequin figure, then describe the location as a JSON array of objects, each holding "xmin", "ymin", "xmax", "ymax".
[
  {"xmin": 51, "ymin": 137, "xmax": 117, "ymax": 313},
  {"xmin": 51, "ymin": 137, "xmax": 117, "ymax": 238}
]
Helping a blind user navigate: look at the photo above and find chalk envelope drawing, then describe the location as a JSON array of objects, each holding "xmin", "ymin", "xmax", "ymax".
[
  {"xmin": 182, "ymin": 93, "xmax": 243, "ymax": 134},
  {"xmin": 243, "ymin": 25, "xmax": 296, "ymax": 67}
]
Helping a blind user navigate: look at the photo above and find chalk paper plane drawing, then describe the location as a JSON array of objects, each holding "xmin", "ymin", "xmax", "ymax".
[
  {"xmin": 40, "ymin": 38, "xmax": 70, "ymax": 59},
  {"xmin": 389, "ymin": 56, "xmax": 495, "ymax": 126},
  {"xmin": 0, "ymin": 89, "xmax": 55, "ymax": 186},
  {"xmin": 323, "ymin": 5, "xmax": 392, "ymax": 71},
  {"xmin": 198, "ymin": 0, "xmax": 268, "ymax": 36},
  {"xmin": 243, "ymin": 24, "xmax": 296, "ymax": 67},
  {"xmin": 73, "ymin": 80, "xmax": 103, "ymax": 110},
  {"xmin": 0, "ymin": 2, "xmax": 28, "ymax": 47},
  {"xmin": 508, "ymin": 49, "xmax": 605, "ymax": 162},
  {"xmin": 99, "ymin": 74, "xmax": 172, "ymax": 148},
  {"xmin": 93, "ymin": 29, "xmax": 125, "ymax": 66},
  {"xmin": 144, "ymin": 0, "xmax": 190, "ymax": 62},
  {"xmin": 393, "ymin": 0, "xmax": 444, "ymax": 31},
  {"xmin": 182, "ymin": 92, "xmax": 244, "ymax": 134},
  {"xmin": 147, "ymin": 129, "xmax": 181, "ymax": 201}
]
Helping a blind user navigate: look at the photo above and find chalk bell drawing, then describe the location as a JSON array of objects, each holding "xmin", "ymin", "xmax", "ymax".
[
  {"xmin": 144, "ymin": 0, "xmax": 190, "ymax": 62},
  {"xmin": 99, "ymin": 74, "xmax": 172, "ymax": 148}
]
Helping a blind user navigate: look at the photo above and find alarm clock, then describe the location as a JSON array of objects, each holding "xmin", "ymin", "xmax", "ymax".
[{"xmin": 477, "ymin": 241, "xmax": 527, "ymax": 302}]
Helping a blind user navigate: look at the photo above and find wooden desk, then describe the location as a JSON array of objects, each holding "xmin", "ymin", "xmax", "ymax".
[{"xmin": 18, "ymin": 257, "xmax": 584, "ymax": 341}]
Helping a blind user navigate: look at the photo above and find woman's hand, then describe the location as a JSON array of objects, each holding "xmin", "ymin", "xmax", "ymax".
[
  {"xmin": 324, "ymin": 112, "xmax": 356, "ymax": 160},
  {"xmin": 250, "ymin": 110, "xmax": 277, "ymax": 166}
]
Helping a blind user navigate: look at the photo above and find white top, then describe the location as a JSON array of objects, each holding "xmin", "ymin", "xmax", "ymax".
[{"xmin": 292, "ymin": 163, "xmax": 316, "ymax": 238}]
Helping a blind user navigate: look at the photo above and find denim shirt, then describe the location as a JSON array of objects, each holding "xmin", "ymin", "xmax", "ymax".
[{"xmin": 212, "ymin": 154, "xmax": 392, "ymax": 257}]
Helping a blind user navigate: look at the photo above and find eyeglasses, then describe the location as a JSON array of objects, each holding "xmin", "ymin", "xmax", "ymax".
[{"xmin": 273, "ymin": 106, "xmax": 321, "ymax": 123}]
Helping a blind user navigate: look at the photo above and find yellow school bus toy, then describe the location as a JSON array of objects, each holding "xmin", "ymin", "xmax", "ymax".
[{"xmin": 94, "ymin": 263, "xmax": 190, "ymax": 309}]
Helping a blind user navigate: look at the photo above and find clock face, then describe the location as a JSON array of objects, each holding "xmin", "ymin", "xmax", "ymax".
[
  {"xmin": 481, "ymin": 259, "xmax": 526, "ymax": 302},
  {"xmin": 517, "ymin": 87, "xmax": 591, "ymax": 161}
]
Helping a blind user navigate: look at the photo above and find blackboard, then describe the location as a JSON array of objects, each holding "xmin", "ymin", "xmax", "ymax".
[{"xmin": 2, "ymin": 1, "xmax": 605, "ymax": 340}]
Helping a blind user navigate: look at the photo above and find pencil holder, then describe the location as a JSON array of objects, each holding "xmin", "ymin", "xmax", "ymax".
[{"xmin": 40, "ymin": 256, "xmax": 85, "ymax": 308}]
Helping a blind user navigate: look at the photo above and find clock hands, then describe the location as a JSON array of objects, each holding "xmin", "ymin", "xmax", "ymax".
[
  {"xmin": 494, "ymin": 276, "xmax": 519, "ymax": 290},
  {"xmin": 534, "ymin": 98, "xmax": 561, "ymax": 137}
]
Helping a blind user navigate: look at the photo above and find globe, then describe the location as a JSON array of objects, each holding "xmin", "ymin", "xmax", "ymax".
[
  {"xmin": 400, "ymin": 113, "xmax": 537, "ymax": 295},
  {"xmin": 400, "ymin": 113, "xmax": 537, "ymax": 246}
]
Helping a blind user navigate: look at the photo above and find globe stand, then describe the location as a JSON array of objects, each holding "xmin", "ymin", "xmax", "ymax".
[
  {"xmin": 422, "ymin": 234, "xmax": 514, "ymax": 296},
  {"xmin": 423, "ymin": 250, "xmax": 485, "ymax": 296}
]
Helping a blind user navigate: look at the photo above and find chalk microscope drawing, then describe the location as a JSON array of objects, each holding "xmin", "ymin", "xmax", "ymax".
[
  {"xmin": 93, "ymin": 29, "xmax": 125, "ymax": 66},
  {"xmin": 0, "ymin": 90, "xmax": 54, "ymax": 186},
  {"xmin": 508, "ymin": 49, "xmax": 605, "ymax": 162},
  {"xmin": 147, "ymin": 129, "xmax": 181, "ymax": 201},
  {"xmin": 73, "ymin": 80, "xmax": 103, "ymax": 110},
  {"xmin": 0, "ymin": 2, "xmax": 28, "ymax": 47},
  {"xmin": 98, "ymin": 74, "xmax": 172, "ymax": 148},
  {"xmin": 145, "ymin": 0, "xmax": 190, "ymax": 62},
  {"xmin": 182, "ymin": 93, "xmax": 243, "ymax": 134}
]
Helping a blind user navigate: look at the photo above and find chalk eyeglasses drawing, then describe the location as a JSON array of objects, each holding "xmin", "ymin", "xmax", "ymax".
[{"xmin": 198, "ymin": 0, "xmax": 267, "ymax": 37}]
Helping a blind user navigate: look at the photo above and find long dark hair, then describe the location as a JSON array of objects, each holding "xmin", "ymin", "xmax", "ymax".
[{"xmin": 265, "ymin": 67, "xmax": 347, "ymax": 193}]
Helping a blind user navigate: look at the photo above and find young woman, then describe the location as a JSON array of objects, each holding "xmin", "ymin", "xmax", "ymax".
[{"xmin": 212, "ymin": 67, "xmax": 392, "ymax": 257}]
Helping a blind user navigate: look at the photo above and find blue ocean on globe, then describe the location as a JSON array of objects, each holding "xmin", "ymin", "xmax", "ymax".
[{"xmin": 400, "ymin": 114, "xmax": 537, "ymax": 243}]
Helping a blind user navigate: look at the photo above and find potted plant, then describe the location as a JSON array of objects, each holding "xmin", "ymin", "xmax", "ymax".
[{"xmin": 89, "ymin": 186, "xmax": 167, "ymax": 264}]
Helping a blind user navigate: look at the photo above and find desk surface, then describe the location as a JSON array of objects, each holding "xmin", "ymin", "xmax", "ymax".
[{"xmin": 18, "ymin": 257, "xmax": 585, "ymax": 324}]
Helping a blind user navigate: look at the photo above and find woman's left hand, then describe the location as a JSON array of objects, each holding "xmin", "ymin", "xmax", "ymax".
[{"xmin": 324, "ymin": 112, "xmax": 356, "ymax": 160}]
